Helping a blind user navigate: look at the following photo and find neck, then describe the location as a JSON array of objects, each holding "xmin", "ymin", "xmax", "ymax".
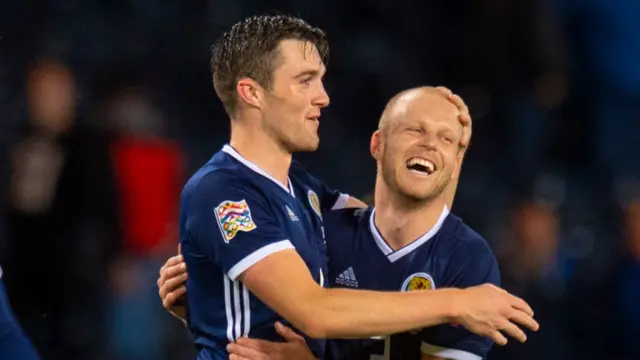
[
  {"xmin": 373, "ymin": 176, "xmax": 447, "ymax": 251},
  {"xmin": 229, "ymin": 117, "xmax": 292, "ymax": 187}
]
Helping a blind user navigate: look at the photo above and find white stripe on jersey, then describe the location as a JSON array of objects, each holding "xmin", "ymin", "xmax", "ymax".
[
  {"xmin": 224, "ymin": 275, "xmax": 234, "ymax": 342},
  {"xmin": 421, "ymin": 342, "xmax": 482, "ymax": 360},
  {"xmin": 224, "ymin": 274, "xmax": 252, "ymax": 342},
  {"xmin": 242, "ymin": 285, "xmax": 250, "ymax": 337},
  {"xmin": 233, "ymin": 280, "xmax": 242, "ymax": 340}
]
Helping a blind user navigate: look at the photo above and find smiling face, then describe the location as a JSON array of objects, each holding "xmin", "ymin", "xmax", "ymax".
[
  {"xmin": 371, "ymin": 88, "xmax": 462, "ymax": 203},
  {"xmin": 260, "ymin": 39, "xmax": 329, "ymax": 152}
]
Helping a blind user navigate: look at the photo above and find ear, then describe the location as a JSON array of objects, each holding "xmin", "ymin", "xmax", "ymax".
[
  {"xmin": 236, "ymin": 78, "xmax": 263, "ymax": 110},
  {"xmin": 370, "ymin": 130, "xmax": 382, "ymax": 161}
]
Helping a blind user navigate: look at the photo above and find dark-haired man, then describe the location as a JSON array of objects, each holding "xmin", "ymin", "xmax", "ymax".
[{"xmin": 176, "ymin": 14, "xmax": 537, "ymax": 360}]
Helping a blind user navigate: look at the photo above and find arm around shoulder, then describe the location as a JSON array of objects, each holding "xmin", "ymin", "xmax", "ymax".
[{"xmin": 239, "ymin": 249, "xmax": 461, "ymax": 339}]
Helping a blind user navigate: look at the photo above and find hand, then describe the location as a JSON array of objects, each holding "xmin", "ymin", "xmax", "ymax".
[
  {"xmin": 227, "ymin": 322, "xmax": 315, "ymax": 360},
  {"xmin": 157, "ymin": 244, "xmax": 188, "ymax": 318},
  {"xmin": 452, "ymin": 284, "xmax": 539, "ymax": 346},
  {"xmin": 436, "ymin": 86, "xmax": 472, "ymax": 150}
]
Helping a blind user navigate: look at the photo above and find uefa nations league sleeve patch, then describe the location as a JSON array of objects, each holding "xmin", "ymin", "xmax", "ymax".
[{"xmin": 214, "ymin": 199, "xmax": 257, "ymax": 242}]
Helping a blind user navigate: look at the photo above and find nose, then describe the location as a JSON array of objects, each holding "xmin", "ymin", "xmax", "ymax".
[
  {"xmin": 313, "ymin": 83, "xmax": 330, "ymax": 108},
  {"xmin": 419, "ymin": 131, "xmax": 438, "ymax": 151}
]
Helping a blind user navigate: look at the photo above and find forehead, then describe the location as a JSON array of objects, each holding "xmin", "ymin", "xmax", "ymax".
[
  {"xmin": 276, "ymin": 39, "xmax": 325, "ymax": 73},
  {"xmin": 389, "ymin": 93, "xmax": 460, "ymax": 131}
]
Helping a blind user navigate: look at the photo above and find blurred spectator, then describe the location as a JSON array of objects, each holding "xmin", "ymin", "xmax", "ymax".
[
  {"xmin": 101, "ymin": 86, "xmax": 190, "ymax": 360},
  {"xmin": 5, "ymin": 59, "xmax": 120, "ymax": 360}
]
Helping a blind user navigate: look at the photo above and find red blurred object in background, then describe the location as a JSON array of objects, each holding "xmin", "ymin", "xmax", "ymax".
[{"xmin": 112, "ymin": 137, "xmax": 183, "ymax": 256}]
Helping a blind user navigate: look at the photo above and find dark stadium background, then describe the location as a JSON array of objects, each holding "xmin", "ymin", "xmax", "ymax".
[{"xmin": 1, "ymin": 1, "xmax": 639, "ymax": 359}]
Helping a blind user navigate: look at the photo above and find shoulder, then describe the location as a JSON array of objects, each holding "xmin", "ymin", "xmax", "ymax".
[
  {"xmin": 182, "ymin": 164, "xmax": 266, "ymax": 212},
  {"xmin": 325, "ymin": 207, "xmax": 368, "ymax": 229},
  {"xmin": 289, "ymin": 160, "xmax": 320, "ymax": 190},
  {"xmin": 436, "ymin": 213, "xmax": 500, "ymax": 286},
  {"xmin": 444, "ymin": 213, "xmax": 494, "ymax": 260},
  {"xmin": 324, "ymin": 207, "xmax": 370, "ymax": 244}
]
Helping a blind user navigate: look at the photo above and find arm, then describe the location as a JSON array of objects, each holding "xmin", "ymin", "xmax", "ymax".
[
  {"xmin": 159, "ymin": 246, "xmax": 536, "ymax": 343},
  {"xmin": 240, "ymin": 249, "xmax": 459, "ymax": 339},
  {"xmin": 345, "ymin": 196, "xmax": 367, "ymax": 209},
  {"xmin": 179, "ymin": 174, "xmax": 537, "ymax": 343}
]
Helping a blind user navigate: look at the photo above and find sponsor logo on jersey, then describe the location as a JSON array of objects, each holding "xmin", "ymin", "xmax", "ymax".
[
  {"xmin": 214, "ymin": 199, "xmax": 257, "ymax": 242},
  {"xmin": 335, "ymin": 267, "xmax": 358, "ymax": 287},
  {"xmin": 286, "ymin": 205, "xmax": 299, "ymax": 221},
  {"xmin": 401, "ymin": 272, "xmax": 435, "ymax": 292}
]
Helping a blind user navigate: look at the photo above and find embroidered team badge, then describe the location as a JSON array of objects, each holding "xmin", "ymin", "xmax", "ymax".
[
  {"xmin": 401, "ymin": 272, "xmax": 436, "ymax": 292},
  {"xmin": 308, "ymin": 189, "xmax": 322, "ymax": 218},
  {"xmin": 214, "ymin": 199, "xmax": 257, "ymax": 242}
]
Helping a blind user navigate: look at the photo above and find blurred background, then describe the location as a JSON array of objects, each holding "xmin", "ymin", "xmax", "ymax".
[{"xmin": 1, "ymin": 0, "xmax": 639, "ymax": 359}]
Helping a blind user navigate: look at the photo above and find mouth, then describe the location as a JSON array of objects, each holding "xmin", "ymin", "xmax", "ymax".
[{"xmin": 406, "ymin": 157, "xmax": 436, "ymax": 175}]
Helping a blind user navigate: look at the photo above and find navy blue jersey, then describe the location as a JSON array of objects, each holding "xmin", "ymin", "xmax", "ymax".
[
  {"xmin": 180, "ymin": 145, "xmax": 346, "ymax": 360},
  {"xmin": 0, "ymin": 268, "xmax": 40, "ymax": 360},
  {"xmin": 325, "ymin": 207, "xmax": 500, "ymax": 360}
]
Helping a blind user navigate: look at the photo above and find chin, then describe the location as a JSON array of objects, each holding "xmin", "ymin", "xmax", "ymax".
[
  {"xmin": 291, "ymin": 140, "xmax": 319, "ymax": 153},
  {"xmin": 398, "ymin": 179, "xmax": 448, "ymax": 203}
]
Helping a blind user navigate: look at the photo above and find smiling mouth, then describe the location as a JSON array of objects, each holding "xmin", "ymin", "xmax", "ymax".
[{"xmin": 406, "ymin": 158, "xmax": 435, "ymax": 175}]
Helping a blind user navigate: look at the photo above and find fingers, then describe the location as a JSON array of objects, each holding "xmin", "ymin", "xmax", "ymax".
[
  {"xmin": 275, "ymin": 321, "xmax": 304, "ymax": 342},
  {"xmin": 508, "ymin": 294, "xmax": 534, "ymax": 318},
  {"xmin": 436, "ymin": 86, "xmax": 472, "ymax": 148},
  {"xmin": 435, "ymin": 86, "xmax": 468, "ymax": 118},
  {"xmin": 162, "ymin": 254, "xmax": 184, "ymax": 272},
  {"xmin": 228, "ymin": 342, "xmax": 265, "ymax": 359},
  {"xmin": 158, "ymin": 255, "xmax": 188, "ymax": 309},
  {"xmin": 487, "ymin": 329, "xmax": 508, "ymax": 346},
  {"xmin": 498, "ymin": 319, "xmax": 527, "ymax": 343},
  {"xmin": 163, "ymin": 286, "xmax": 187, "ymax": 309},
  {"xmin": 508, "ymin": 308, "xmax": 539, "ymax": 332},
  {"xmin": 450, "ymin": 95, "xmax": 470, "ymax": 121},
  {"xmin": 435, "ymin": 86, "xmax": 453, "ymax": 97},
  {"xmin": 162, "ymin": 270, "xmax": 189, "ymax": 295}
]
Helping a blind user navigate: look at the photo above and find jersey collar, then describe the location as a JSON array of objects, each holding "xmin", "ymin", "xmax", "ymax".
[
  {"xmin": 222, "ymin": 144, "xmax": 295, "ymax": 197},
  {"xmin": 368, "ymin": 205, "xmax": 450, "ymax": 262}
]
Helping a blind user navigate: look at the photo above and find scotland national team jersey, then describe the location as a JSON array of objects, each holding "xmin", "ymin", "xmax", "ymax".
[
  {"xmin": 325, "ymin": 207, "xmax": 500, "ymax": 360},
  {"xmin": 180, "ymin": 145, "xmax": 348, "ymax": 360},
  {"xmin": 0, "ymin": 267, "xmax": 41, "ymax": 360}
]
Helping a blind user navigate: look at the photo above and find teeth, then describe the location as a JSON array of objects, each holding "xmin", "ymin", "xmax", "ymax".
[{"xmin": 407, "ymin": 158, "xmax": 435, "ymax": 173}]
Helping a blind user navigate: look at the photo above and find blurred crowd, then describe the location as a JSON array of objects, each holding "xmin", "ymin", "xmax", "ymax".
[{"xmin": 1, "ymin": 1, "xmax": 639, "ymax": 359}]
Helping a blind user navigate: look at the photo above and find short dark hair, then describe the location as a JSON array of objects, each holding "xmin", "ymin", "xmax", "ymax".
[{"xmin": 211, "ymin": 15, "xmax": 329, "ymax": 116}]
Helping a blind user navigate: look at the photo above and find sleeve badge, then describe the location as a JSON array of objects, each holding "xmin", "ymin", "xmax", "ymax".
[{"xmin": 214, "ymin": 199, "xmax": 257, "ymax": 242}]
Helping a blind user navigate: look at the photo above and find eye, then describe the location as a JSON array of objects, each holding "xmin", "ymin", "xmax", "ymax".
[
  {"xmin": 407, "ymin": 127, "xmax": 422, "ymax": 133},
  {"xmin": 300, "ymin": 77, "xmax": 312, "ymax": 86},
  {"xmin": 442, "ymin": 136, "xmax": 453, "ymax": 144}
]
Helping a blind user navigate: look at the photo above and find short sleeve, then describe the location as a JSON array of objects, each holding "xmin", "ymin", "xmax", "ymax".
[
  {"xmin": 184, "ymin": 172, "xmax": 294, "ymax": 281},
  {"xmin": 419, "ymin": 246, "xmax": 501, "ymax": 360},
  {"xmin": 290, "ymin": 161, "xmax": 349, "ymax": 211}
]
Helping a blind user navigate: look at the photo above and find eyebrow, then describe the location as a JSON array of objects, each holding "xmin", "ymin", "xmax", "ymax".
[{"xmin": 295, "ymin": 68, "xmax": 326, "ymax": 79}]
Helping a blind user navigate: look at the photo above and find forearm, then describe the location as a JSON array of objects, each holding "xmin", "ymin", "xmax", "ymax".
[
  {"xmin": 308, "ymin": 287, "xmax": 460, "ymax": 339},
  {"xmin": 345, "ymin": 196, "xmax": 367, "ymax": 208}
]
